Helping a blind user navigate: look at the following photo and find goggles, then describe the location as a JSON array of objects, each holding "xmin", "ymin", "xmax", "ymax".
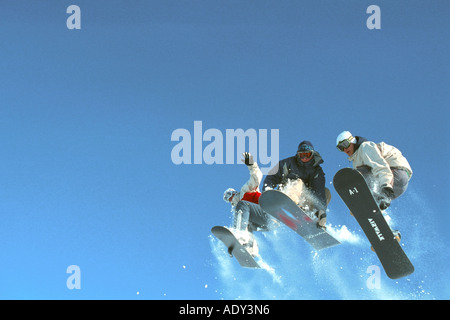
[
  {"xmin": 298, "ymin": 151, "xmax": 313, "ymax": 159},
  {"xmin": 336, "ymin": 136, "xmax": 354, "ymax": 151},
  {"xmin": 223, "ymin": 189, "xmax": 237, "ymax": 202}
]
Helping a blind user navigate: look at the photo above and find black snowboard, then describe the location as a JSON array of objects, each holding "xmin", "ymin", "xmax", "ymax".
[
  {"xmin": 333, "ymin": 168, "xmax": 414, "ymax": 279},
  {"xmin": 211, "ymin": 226, "xmax": 260, "ymax": 269},
  {"xmin": 259, "ymin": 190, "xmax": 340, "ymax": 250}
]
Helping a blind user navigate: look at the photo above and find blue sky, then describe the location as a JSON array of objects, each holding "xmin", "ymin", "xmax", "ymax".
[{"xmin": 0, "ymin": 1, "xmax": 448, "ymax": 299}]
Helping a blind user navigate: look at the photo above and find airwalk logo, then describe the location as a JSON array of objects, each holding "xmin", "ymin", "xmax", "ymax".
[
  {"xmin": 171, "ymin": 121, "xmax": 279, "ymax": 175},
  {"xmin": 368, "ymin": 218, "xmax": 385, "ymax": 241}
]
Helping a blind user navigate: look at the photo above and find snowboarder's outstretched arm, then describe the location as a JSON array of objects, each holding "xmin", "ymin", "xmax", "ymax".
[{"xmin": 239, "ymin": 153, "xmax": 263, "ymax": 194}]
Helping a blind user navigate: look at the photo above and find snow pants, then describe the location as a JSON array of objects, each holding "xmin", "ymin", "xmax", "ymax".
[
  {"xmin": 233, "ymin": 200, "xmax": 271, "ymax": 232},
  {"xmin": 357, "ymin": 166, "xmax": 410, "ymax": 200}
]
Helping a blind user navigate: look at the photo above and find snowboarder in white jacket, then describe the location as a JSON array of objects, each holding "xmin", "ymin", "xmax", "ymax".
[
  {"xmin": 222, "ymin": 152, "xmax": 271, "ymax": 256},
  {"xmin": 336, "ymin": 131, "xmax": 413, "ymax": 210}
]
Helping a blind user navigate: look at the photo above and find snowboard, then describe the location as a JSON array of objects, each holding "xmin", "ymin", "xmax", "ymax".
[
  {"xmin": 259, "ymin": 190, "xmax": 341, "ymax": 250},
  {"xmin": 333, "ymin": 168, "xmax": 414, "ymax": 279},
  {"xmin": 211, "ymin": 226, "xmax": 260, "ymax": 269}
]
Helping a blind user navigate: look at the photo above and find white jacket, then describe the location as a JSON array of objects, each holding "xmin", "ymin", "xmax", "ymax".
[
  {"xmin": 230, "ymin": 163, "xmax": 263, "ymax": 207},
  {"xmin": 348, "ymin": 141, "xmax": 413, "ymax": 189}
]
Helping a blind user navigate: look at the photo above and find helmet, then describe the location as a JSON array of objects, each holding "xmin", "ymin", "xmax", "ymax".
[
  {"xmin": 336, "ymin": 131, "xmax": 356, "ymax": 146},
  {"xmin": 223, "ymin": 188, "xmax": 237, "ymax": 202},
  {"xmin": 297, "ymin": 140, "xmax": 314, "ymax": 153}
]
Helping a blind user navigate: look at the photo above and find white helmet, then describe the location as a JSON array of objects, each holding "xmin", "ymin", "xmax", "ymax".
[
  {"xmin": 336, "ymin": 131, "xmax": 356, "ymax": 146},
  {"xmin": 223, "ymin": 188, "xmax": 237, "ymax": 202}
]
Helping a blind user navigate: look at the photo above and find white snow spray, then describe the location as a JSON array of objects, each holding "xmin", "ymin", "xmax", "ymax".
[{"xmin": 209, "ymin": 185, "xmax": 442, "ymax": 299}]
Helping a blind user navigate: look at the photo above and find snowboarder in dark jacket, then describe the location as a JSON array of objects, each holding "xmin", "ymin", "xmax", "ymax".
[{"xmin": 262, "ymin": 141, "xmax": 329, "ymax": 227}]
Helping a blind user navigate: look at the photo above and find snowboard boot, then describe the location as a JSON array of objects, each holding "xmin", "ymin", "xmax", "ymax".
[
  {"xmin": 393, "ymin": 230, "xmax": 402, "ymax": 242},
  {"xmin": 227, "ymin": 246, "xmax": 234, "ymax": 257},
  {"xmin": 242, "ymin": 232, "xmax": 259, "ymax": 257},
  {"xmin": 234, "ymin": 229, "xmax": 259, "ymax": 257},
  {"xmin": 245, "ymin": 237, "xmax": 259, "ymax": 258},
  {"xmin": 315, "ymin": 210, "xmax": 327, "ymax": 228}
]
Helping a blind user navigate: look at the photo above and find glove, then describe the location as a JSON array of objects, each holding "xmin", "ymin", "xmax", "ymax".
[
  {"xmin": 242, "ymin": 152, "xmax": 254, "ymax": 166},
  {"xmin": 316, "ymin": 210, "xmax": 327, "ymax": 228},
  {"xmin": 378, "ymin": 186, "xmax": 394, "ymax": 210}
]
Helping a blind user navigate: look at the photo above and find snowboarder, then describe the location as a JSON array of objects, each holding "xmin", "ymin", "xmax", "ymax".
[
  {"xmin": 335, "ymin": 131, "xmax": 413, "ymax": 210},
  {"xmin": 262, "ymin": 141, "xmax": 330, "ymax": 227},
  {"xmin": 222, "ymin": 152, "xmax": 271, "ymax": 256}
]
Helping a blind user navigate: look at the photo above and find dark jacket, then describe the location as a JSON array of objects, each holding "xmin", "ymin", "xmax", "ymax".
[{"xmin": 262, "ymin": 151, "xmax": 327, "ymax": 211}]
